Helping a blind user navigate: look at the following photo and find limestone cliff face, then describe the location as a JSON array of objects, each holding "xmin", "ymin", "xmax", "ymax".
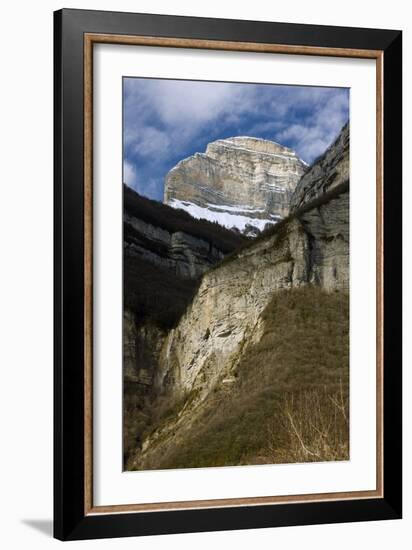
[
  {"xmin": 131, "ymin": 186, "xmax": 349, "ymax": 467},
  {"xmin": 123, "ymin": 187, "xmax": 243, "ymax": 394},
  {"xmin": 123, "ymin": 186, "xmax": 246, "ymax": 464},
  {"xmin": 128, "ymin": 125, "xmax": 350, "ymax": 468},
  {"xmin": 290, "ymin": 122, "xmax": 349, "ymax": 211},
  {"xmin": 124, "ymin": 213, "xmax": 225, "ymax": 279},
  {"xmin": 161, "ymin": 125, "xmax": 350, "ymax": 396},
  {"xmin": 161, "ymin": 187, "xmax": 349, "ymax": 398},
  {"xmin": 164, "ymin": 137, "xmax": 307, "ymax": 234},
  {"xmin": 124, "ymin": 185, "xmax": 244, "ymax": 279},
  {"xmin": 124, "ymin": 312, "xmax": 166, "ymax": 389}
]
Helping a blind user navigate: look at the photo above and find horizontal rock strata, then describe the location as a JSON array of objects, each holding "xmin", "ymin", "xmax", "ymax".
[
  {"xmin": 164, "ymin": 136, "xmax": 307, "ymax": 234},
  {"xmin": 290, "ymin": 122, "xmax": 349, "ymax": 211}
]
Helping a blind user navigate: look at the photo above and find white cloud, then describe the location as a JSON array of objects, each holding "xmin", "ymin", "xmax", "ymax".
[
  {"xmin": 123, "ymin": 79, "xmax": 349, "ymax": 200},
  {"xmin": 275, "ymin": 90, "xmax": 348, "ymax": 162},
  {"xmin": 247, "ymin": 119, "xmax": 286, "ymax": 137},
  {"xmin": 123, "ymin": 160, "xmax": 162, "ymax": 200},
  {"xmin": 123, "ymin": 160, "xmax": 137, "ymax": 187},
  {"xmin": 277, "ymin": 123, "xmax": 342, "ymax": 163},
  {"xmin": 124, "ymin": 79, "xmax": 260, "ymax": 161},
  {"xmin": 127, "ymin": 79, "xmax": 254, "ymax": 127},
  {"xmin": 150, "ymin": 80, "xmax": 242, "ymax": 125},
  {"xmin": 133, "ymin": 126, "xmax": 172, "ymax": 158}
]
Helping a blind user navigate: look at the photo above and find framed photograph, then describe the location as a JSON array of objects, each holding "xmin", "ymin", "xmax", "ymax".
[{"xmin": 54, "ymin": 8, "xmax": 402, "ymax": 541}]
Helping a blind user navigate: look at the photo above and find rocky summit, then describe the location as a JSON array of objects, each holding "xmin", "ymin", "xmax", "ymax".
[{"xmin": 164, "ymin": 136, "xmax": 307, "ymax": 236}]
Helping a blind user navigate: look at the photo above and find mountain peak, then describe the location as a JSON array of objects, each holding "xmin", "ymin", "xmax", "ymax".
[
  {"xmin": 164, "ymin": 136, "xmax": 306, "ymax": 235},
  {"xmin": 207, "ymin": 136, "xmax": 298, "ymax": 158}
]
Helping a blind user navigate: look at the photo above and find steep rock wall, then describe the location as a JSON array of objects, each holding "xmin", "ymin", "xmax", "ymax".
[
  {"xmin": 124, "ymin": 213, "xmax": 225, "ymax": 279},
  {"xmin": 290, "ymin": 122, "xmax": 349, "ymax": 211},
  {"xmin": 162, "ymin": 187, "xmax": 349, "ymax": 399},
  {"xmin": 126, "ymin": 125, "xmax": 350, "ymax": 468},
  {"xmin": 164, "ymin": 136, "xmax": 307, "ymax": 233}
]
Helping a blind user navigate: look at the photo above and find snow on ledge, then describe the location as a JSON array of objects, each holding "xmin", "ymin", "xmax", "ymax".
[{"xmin": 169, "ymin": 199, "xmax": 276, "ymax": 233}]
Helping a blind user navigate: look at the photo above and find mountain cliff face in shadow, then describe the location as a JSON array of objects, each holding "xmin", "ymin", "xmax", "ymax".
[
  {"xmin": 123, "ymin": 187, "xmax": 245, "ymax": 460},
  {"xmin": 123, "ymin": 124, "xmax": 350, "ymax": 470}
]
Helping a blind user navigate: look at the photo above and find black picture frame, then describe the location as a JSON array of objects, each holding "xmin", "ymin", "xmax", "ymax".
[{"xmin": 54, "ymin": 8, "xmax": 402, "ymax": 541}]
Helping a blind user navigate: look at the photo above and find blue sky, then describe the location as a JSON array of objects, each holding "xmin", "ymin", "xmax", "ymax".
[{"xmin": 123, "ymin": 78, "xmax": 349, "ymax": 201}]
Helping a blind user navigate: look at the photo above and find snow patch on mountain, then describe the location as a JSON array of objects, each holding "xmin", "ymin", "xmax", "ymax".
[{"xmin": 169, "ymin": 199, "xmax": 277, "ymax": 233}]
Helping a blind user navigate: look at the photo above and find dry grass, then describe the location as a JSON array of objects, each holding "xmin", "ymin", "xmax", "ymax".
[
  {"xmin": 208, "ymin": 179, "xmax": 349, "ymax": 273},
  {"xmin": 130, "ymin": 287, "xmax": 349, "ymax": 470},
  {"xmin": 254, "ymin": 385, "xmax": 349, "ymax": 464}
]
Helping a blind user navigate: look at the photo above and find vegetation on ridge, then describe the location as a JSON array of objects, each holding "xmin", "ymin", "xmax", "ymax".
[
  {"xmin": 124, "ymin": 255, "xmax": 199, "ymax": 330},
  {"xmin": 124, "ymin": 184, "xmax": 246, "ymax": 254},
  {"xmin": 123, "ymin": 184, "xmax": 247, "ymax": 330},
  {"xmin": 123, "ymin": 123, "xmax": 350, "ymax": 469},
  {"xmin": 129, "ymin": 287, "xmax": 349, "ymax": 470},
  {"xmin": 206, "ymin": 179, "xmax": 349, "ymax": 274}
]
